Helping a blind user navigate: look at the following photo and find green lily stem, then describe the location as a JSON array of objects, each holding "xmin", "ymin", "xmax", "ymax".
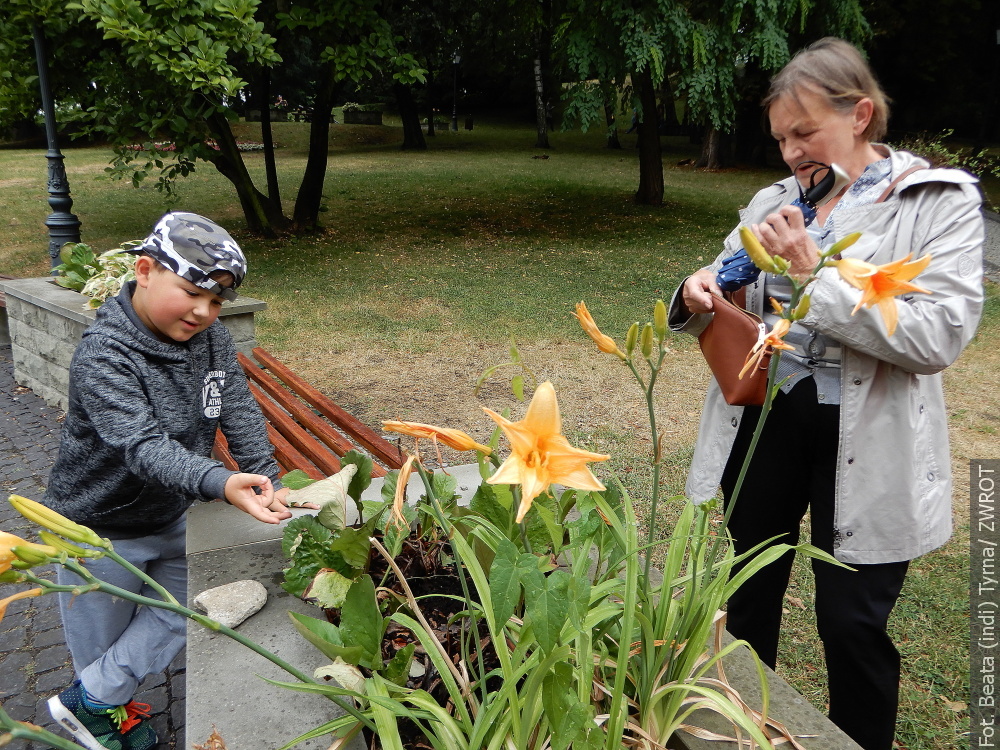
[
  {"xmin": 413, "ymin": 463, "xmax": 491, "ymax": 708},
  {"xmin": 24, "ymin": 559, "xmax": 377, "ymax": 732},
  {"xmin": 0, "ymin": 702, "xmax": 88, "ymax": 750},
  {"xmin": 627, "ymin": 344, "xmax": 667, "ymax": 586},
  {"xmin": 100, "ymin": 546, "xmax": 179, "ymax": 606}
]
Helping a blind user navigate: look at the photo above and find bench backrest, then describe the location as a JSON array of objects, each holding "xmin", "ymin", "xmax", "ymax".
[{"xmin": 213, "ymin": 347, "xmax": 404, "ymax": 479}]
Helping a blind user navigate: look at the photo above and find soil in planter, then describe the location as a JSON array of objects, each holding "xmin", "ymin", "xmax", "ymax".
[{"xmin": 323, "ymin": 536, "xmax": 502, "ymax": 749}]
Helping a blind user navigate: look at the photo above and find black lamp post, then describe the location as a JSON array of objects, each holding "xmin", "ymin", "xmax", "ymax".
[
  {"xmin": 451, "ymin": 51, "xmax": 461, "ymax": 132},
  {"xmin": 32, "ymin": 20, "xmax": 81, "ymax": 270}
]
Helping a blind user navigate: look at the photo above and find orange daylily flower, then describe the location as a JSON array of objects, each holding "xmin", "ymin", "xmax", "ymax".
[
  {"xmin": 0, "ymin": 587, "xmax": 43, "ymax": 625},
  {"xmin": 382, "ymin": 421, "xmax": 492, "ymax": 454},
  {"xmin": 484, "ymin": 381, "xmax": 609, "ymax": 523},
  {"xmin": 833, "ymin": 253, "xmax": 932, "ymax": 336},
  {"xmin": 574, "ymin": 302, "xmax": 627, "ymax": 360},
  {"xmin": 738, "ymin": 318, "xmax": 795, "ymax": 380},
  {"xmin": 389, "ymin": 455, "xmax": 416, "ymax": 532}
]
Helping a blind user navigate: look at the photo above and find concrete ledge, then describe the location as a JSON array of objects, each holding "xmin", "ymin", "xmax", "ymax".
[{"xmin": 0, "ymin": 277, "xmax": 267, "ymax": 411}]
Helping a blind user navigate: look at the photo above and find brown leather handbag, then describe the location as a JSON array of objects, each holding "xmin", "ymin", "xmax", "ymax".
[{"xmin": 698, "ymin": 288, "xmax": 770, "ymax": 406}]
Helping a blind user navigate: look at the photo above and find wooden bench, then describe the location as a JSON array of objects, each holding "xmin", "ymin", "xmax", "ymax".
[{"xmin": 213, "ymin": 346, "xmax": 404, "ymax": 480}]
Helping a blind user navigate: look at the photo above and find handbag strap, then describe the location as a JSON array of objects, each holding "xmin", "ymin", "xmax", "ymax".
[
  {"xmin": 875, "ymin": 165, "xmax": 926, "ymax": 204},
  {"xmin": 829, "ymin": 165, "xmax": 927, "ymax": 260}
]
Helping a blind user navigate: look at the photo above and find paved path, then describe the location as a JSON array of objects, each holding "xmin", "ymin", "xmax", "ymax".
[{"xmin": 0, "ymin": 345, "xmax": 186, "ymax": 750}]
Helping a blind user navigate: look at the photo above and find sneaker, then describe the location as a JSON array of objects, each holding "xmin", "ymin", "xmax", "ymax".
[{"xmin": 48, "ymin": 682, "xmax": 157, "ymax": 750}]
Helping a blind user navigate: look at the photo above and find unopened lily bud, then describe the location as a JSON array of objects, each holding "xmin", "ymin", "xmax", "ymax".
[
  {"xmin": 9, "ymin": 495, "xmax": 107, "ymax": 548},
  {"xmin": 653, "ymin": 300, "xmax": 667, "ymax": 339},
  {"xmin": 625, "ymin": 322, "xmax": 639, "ymax": 356},
  {"xmin": 824, "ymin": 232, "xmax": 862, "ymax": 258},
  {"xmin": 640, "ymin": 323, "xmax": 654, "ymax": 358},
  {"xmin": 791, "ymin": 294, "xmax": 811, "ymax": 320},
  {"xmin": 739, "ymin": 227, "xmax": 781, "ymax": 274},
  {"xmin": 39, "ymin": 531, "xmax": 104, "ymax": 559},
  {"xmin": 12, "ymin": 544, "xmax": 57, "ymax": 567}
]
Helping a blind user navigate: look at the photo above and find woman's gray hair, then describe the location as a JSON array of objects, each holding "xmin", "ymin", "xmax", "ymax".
[{"xmin": 763, "ymin": 37, "xmax": 890, "ymax": 142}]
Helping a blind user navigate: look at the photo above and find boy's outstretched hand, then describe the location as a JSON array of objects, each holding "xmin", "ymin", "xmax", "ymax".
[{"xmin": 224, "ymin": 473, "xmax": 293, "ymax": 524}]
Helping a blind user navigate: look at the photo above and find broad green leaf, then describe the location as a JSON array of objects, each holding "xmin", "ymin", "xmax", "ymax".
[
  {"xmin": 469, "ymin": 482, "xmax": 511, "ymax": 531},
  {"xmin": 524, "ymin": 569, "xmax": 570, "ymax": 654},
  {"xmin": 341, "ymin": 450, "xmax": 373, "ymax": 502},
  {"xmin": 280, "ymin": 469, "xmax": 316, "ymax": 490},
  {"xmin": 382, "ymin": 643, "xmax": 415, "ymax": 687},
  {"xmin": 488, "ymin": 538, "xmax": 521, "ymax": 628},
  {"xmin": 288, "ymin": 611, "xmax": 363, "ymax": 664},
  {"xmin": 302, "ymin": 567, "xmax": 353, "ymax": 609},
  {"xmin": 430, "ymin": 470, "xmax": 457, "ymax": 502},
  {"xmin": 543, "ymin": 662, "xmax": 593, "ymax": 750},
  {"xmin": 340, "ymin": 575, "xmax": 383, "ymax": 669},
  {"xmin": 326, "ymin": 522, "xmax": 374, "ymax": 570}
]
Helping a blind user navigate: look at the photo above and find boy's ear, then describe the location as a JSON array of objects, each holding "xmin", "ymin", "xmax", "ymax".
[{"xmin": 134, "ymin": 255, "xmax": 156, "ymax": 289}]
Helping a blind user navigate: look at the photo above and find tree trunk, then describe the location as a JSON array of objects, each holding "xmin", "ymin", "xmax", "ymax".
[
  {"xmin": 204, "ymin": 111, "xmax": 283, "ymax": 237},
  {"xmin": 256, "ymin": 70, "xmax": 282, "ymax": 205},
  {"xmin": 292, "ymin": 62, "xmax": 339, "ymax": 231},
  {"xmin": 533, "ymin": 0, "xmax": 551, "ymax": 149},
  {"xmin": 533, "ymin": 56, "xmax": 550, "ymax": 149},
  {"xmin": 395, "ymin": 82, "xmax": 426, "ymax": 150},
  {"xmin": 426, "ymin": 70, "xmax": 435, "ymax": 137},
  {"xmin": 696, "ymin": 126, "xmax": 732, "ymax": 169},
  {"xmin": 604, "ymin": 99, "xmax": 621, "ymax": 149},
  {"xmin": 633, "ymin": 69, "xmax": 663, "ymax": 206}
]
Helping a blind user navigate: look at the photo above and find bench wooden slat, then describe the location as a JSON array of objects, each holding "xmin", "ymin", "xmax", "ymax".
[
  {"xmin": 264, "ymin": 422, "xmax": 327, "ymax": 480},
  {"xmin": 251, "ymin": 347, "xmax": 404, "ymax": 470},
  {"xmin": 248, "ymin": 380, "xmax": 344, "ymax": 477},
  {"xmin": 238, "ymin": 352, "xmax": 357, "ymax": 457},
  {"xmin": 212, "ymin": 432, "xmax": 237, "ymax": 472}
]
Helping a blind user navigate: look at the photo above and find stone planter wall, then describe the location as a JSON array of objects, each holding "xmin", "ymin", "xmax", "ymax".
[
  {"xmin": 343, "ymin": 110, "xmax": 383, "ymax": 125},
  {"xmin": 0, "ymin": 277, "xmax": 266, "ymax": 411}
]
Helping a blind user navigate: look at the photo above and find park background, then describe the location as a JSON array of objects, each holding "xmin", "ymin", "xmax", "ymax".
[{"xmin": 1, "ymin": 0, "xmax": 999, "ymax": 747}]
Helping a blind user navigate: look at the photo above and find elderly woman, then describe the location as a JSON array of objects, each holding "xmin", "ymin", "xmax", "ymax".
[{"xmin": 669, "ymin": 38, "xmax": 984, "ymax": 750}]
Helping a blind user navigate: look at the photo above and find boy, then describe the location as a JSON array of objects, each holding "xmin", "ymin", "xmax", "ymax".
[{"xmin": 43, "ymin": 212, "xmax": 305, "ymax": 750}]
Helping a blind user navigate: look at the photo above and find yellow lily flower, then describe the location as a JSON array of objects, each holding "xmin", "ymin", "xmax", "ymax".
[
  {"xmin": 738, "ymin": 319, "xmax": 795, "ymax": 380},
  {"xmin": 483, "ymin": 381, "xmax": 609, "ymax": 523},
  {"xmin": 833, "ymin": 253, "xmax": 932, "ymax": 336},
  {"xmin": 0, "ymin": 587, "xmax": 43, "ymax": 625},
  {"xmin": 574, "ymin": 302, "xmax": 626, "ymax": 360},
  {"xmin": 382, "ymin": 420, "xmax": 492, "ymax": 454},
  {"xmin": 1, "ymin": 531, "xmax": 58, "ymax": 574}
]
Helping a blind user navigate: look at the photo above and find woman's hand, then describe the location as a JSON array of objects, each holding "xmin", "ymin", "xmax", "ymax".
[
  {"xmin": 682, "ymin": 269, "xmax": 723, "ymax": 314},
  {"xmin": 752, "ymin": 205, "xmax": 821, "ymax": 279}
]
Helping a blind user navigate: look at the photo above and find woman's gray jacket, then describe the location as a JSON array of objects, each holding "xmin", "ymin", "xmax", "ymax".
[{"xmin": 669, "ymin": 147, "xmax": 985, "ymax": 564}]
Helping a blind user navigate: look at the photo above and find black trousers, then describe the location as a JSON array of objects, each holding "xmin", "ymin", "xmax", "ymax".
[{"xmin": 720, "ymin": 378, "xmax": 909, "ymax": 750}]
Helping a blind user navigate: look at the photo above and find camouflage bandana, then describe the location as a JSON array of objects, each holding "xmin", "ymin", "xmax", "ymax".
[{"xmin": 132, "ymin": 212, "xmax": 247, "ymax": 300}]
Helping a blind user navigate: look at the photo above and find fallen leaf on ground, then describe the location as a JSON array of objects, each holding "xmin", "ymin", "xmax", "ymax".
[{"xmin": 192, "ymin": 727, "xmax": 228, "ymax": 750}]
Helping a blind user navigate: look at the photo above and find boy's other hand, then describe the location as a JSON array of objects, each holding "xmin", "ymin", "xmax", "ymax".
[
  {"xmin": 225, "ymin": 473, "xmax": 292, "ymax": 524},
  {"xmin": 270, "ymin": 486, "xmax": 320, "ymax": 511}
]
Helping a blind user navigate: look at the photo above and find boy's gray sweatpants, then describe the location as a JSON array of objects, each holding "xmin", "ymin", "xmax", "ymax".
[{"xmin": 56, "ymin": 515, "xmax": 187, "ymax": 706}]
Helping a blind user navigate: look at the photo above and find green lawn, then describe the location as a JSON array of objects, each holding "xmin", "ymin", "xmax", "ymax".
[{"xmin": 2, "ymin": 117, "xmax": 995, "ymax": 749}]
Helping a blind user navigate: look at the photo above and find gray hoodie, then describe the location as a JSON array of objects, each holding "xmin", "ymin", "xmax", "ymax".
[{"xmin": 44, "ymin": 282, "xmax": 281, "ymax": 537}]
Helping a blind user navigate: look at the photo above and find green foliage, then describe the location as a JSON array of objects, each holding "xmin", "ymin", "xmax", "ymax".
[
  {"xmin": 893, "ymin": 130, "xmax": 1000, "ymax": 211},
  {"xmin": 53, "ymin": 241, "xmax": 138, "ymax": 308}
]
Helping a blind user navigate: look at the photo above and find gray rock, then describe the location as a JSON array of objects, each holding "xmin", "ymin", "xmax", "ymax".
[{"xmin": 193, "ymin": 580, "xmax": 268, "ymax": 629}]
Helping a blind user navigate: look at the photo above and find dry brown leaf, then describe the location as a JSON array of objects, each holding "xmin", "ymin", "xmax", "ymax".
[
  {"xmin": 941, "ymin": 697, "xmax": 967, "ymax": 713},
  {"xmin": 192, "ymin": 727, "xmax": 228, "ymax": 750},
  {"xmin": 785, "ymin": 594, "xmax": 806, "ymax": 609}
]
